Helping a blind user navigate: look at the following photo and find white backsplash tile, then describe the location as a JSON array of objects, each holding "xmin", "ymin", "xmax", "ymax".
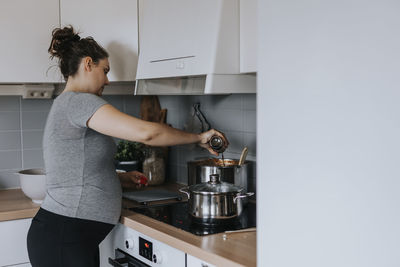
[
  {"xmin": 243, "ymin": 110, "xmax": 256, "ymax": 133},
  {"xmin": 23, "ymin": 149, "xmax": 44, "ymax": 169},
  {"xmin": 243, "ymin": 94, "xmax": 257, "ymax": 110},
  {"xmin": 0, "ymin": 96, "xmax": 20, "ymax": 111},
  {"xmin": 0, "ymin": 131, "xmax": 21, "ymax": 150},
  {"xmin": 0, "ymin": 112, "xmax": 20, "ymax": 131},
  {"xmin": 21, "ymin": 98, "xmax": 53, "ymax": 111},
  {"xmin": 21, "ymin": 111, "xmax": 49, "ymax": 130},
  {"xmin": 22, "ymin": 130, "xmax": 44, "ymax": 150},
  {"xmin": 244, "ymin": 132, "xmax": 257, "ymax": 156},
  {"xmin": 224, "ymin": 131, "xmax": 244, "ymax": 154},
  {"xmin": 0, "ymin": 150, "xmax": 22, "ymax": 170}
]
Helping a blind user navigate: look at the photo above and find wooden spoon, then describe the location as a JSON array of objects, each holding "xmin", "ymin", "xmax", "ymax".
[{"xmin": 238, "ymin": 147, "xmax": 248, "ymax": 166}]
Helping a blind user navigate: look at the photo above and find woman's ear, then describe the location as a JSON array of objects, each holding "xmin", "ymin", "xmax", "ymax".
[{"xmin": 83, "ymin": 57, "xmax": 93, "ymax": 72}]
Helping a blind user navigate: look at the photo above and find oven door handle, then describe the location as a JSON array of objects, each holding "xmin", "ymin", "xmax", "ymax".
[
  {"xmin": 109, "ymin": 249, "xmax": 151, "ymax": 267},
  {"xmin": 108, "ymin": 256, "xmax": 129, "ymax": 267}
]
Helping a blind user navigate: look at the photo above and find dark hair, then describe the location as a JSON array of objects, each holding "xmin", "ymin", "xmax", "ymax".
[{"xmin": 48, "ymin": 25, "xmax": 108, "ymax": 81}]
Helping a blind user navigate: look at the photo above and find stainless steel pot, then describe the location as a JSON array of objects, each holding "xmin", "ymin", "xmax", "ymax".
[
  {"xmin": 187, "ymin": 158, "xmax": 251, "ymax": 193},
  {"xmin": 179, "ymin": 174, "xmax": 254, "ymax": 220}
]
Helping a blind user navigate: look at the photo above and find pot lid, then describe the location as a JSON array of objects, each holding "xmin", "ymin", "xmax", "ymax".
[{"xmin": 189, "ymin": 174, "xmax": 243, "ymax": 194}]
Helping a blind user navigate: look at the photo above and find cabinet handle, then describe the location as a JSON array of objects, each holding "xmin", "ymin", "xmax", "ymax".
[{"xmin": 201, "ymin": 263, "xmax": 209, "ymax": 267}]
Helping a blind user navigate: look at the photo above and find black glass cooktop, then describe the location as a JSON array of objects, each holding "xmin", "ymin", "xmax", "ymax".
[{"xmin": 130, "ymin": 201, "xmax": 256, "ymax": 236}]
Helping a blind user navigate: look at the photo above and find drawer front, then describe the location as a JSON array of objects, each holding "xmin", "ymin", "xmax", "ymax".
[
  {"xmin": 187, "ymin": 254, "xmax": 215, "ymax": 267},
  {"xmin": 0, "ymin": 218, "xmax": 32, "ymax": 266}
]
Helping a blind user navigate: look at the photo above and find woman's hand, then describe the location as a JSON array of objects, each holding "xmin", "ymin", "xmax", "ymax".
[
  {"xmin": 118, "ymin": 170, "xmax": 148, "ymax": 189},
  {"xmin": 198, "ymin": 129, "xmax": 229, "ymax": 156}
]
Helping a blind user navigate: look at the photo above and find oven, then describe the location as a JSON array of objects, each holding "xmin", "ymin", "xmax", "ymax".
[{"xmin": 107, "ymin": 224, "xmax": 185, "ymax": 267}]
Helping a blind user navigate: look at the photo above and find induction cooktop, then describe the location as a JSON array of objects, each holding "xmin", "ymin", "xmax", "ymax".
[{"xmin": 130, "ymin": 201, "xmax": 256, "ymax": 236}]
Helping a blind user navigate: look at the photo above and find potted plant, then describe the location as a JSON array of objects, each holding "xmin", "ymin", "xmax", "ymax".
[{"xmin": 114, "ymin": 140, "xmax": 145, "ymax": 172}]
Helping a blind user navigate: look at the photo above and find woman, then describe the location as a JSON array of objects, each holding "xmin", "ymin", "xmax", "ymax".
[{"xmin": 27, "ymin": 26, "xmax": 228, "ymax": 267}]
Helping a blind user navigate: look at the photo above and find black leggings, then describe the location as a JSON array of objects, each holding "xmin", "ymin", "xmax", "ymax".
[{"xmin": 27, "ymin": 208, "xmax": 114, "ymax": 267}]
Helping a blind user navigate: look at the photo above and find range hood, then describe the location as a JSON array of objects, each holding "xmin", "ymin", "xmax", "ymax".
[
  {"xmin": 135, "ymin": 74, "xmax": 256, "ymax": 95},
  {"xmin": 134, "ymin": 0, "xmax": 256, "ymax": 95}
]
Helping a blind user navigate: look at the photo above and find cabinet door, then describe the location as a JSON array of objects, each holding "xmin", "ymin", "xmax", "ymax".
[
  {"xmin": 137, "ymin": 0, "xmax": 240, "ymax": 79},
  {"xmin": 60, "ymin": 0, "xmax": 138, "ymax": 82},
  {"xmin": 0, "ymin": 0, "xmax": 60, "ymax": 83},
  {"xmin": 99, "ymin": 225, "xmax": 117, "ymax": 267},
  {"xmin": 186, "ymin": 254, "xmax": 216, "ymax": 267},
  {"xmin": 0, "ymin": 218, "xmax": 32, "ymax": 266},
  {"xmin": 240, "ymin": 0, "xmax": 257, "ymax": 73}
]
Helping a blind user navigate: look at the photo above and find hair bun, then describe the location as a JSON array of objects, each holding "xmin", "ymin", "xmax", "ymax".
[{"xmin": 48, "ymin": 26, "xmax": 80, "ymax": 58}]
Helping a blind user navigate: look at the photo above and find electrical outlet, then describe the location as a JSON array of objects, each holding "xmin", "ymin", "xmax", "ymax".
[{"xmin": 22, "ymin": 84, "xmax": 54, "ymax": 99}]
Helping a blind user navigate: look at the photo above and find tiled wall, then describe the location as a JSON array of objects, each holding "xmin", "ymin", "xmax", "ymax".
[
  {"xmin": 0, "ymin": 94, "xmax": 256, "ymax": 191},
  {"xmin": 158, "ymin": 95, "xmax": 257, "ymax": 193}
]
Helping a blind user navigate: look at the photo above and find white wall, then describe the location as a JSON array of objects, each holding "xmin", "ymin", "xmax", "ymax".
[{"xmin": 258, "ymin": 0, "xmax": 400, "ymax": 266}]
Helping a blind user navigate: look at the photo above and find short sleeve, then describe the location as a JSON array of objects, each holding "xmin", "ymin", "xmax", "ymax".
[{"xmin": 67, "ymin": 93, "xmax": 108, "ymax": 128}]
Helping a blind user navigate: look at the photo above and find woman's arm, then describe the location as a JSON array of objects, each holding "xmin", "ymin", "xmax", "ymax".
[{"xmin": 87, "ymin": 104, "xmax": 227, "ymax": 155}]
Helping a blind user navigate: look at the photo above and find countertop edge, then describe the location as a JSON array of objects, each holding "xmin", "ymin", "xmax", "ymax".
[
  {"xmin": 0, "ymin": 189, "xmax": 40, "ymax": 222},
  {"xmin": 0, "ymin": 208, "xmax": 39, "ymax": 222},
  {"xmin": 121, "ymin": 210, "xmax": 255, "ymax": 267}
]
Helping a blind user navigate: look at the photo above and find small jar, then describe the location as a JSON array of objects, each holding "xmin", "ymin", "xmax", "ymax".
[
  {"xmin": 142, "ymin": 147, "xmax": 165, "ymax": 185},
  {"xmin": 209, "ymin": 135, "xmax": 226, "ymax": 153}
]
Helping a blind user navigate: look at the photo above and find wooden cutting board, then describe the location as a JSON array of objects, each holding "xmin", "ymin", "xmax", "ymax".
[
  {"xmin": 140, "ymin": 96, "xmax": 169, "ymax": 163},
  {"xmin": 140, "ymin": 96, "xmax": 162, "ymax": 122}
]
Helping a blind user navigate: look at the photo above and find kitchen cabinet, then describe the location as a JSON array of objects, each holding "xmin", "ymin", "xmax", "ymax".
[
  {"xmin": 0, "ymin": 218, "xmax": 32, "ymax": 267},
  {"xmin": 186, "ymin": 254, "xmax": 216, "ymax": 267},
  {"xmin": 60, "ymin": 0, "xmax": 139, "ymax": 82},
  {"xmin": 136, "ymin": 0, "xmax": 240, "ymax": 79},
  {"xmin": 240, "ymin": 0, "xmax": 257, "ymax": 73},
  {"xmin": 99, "ymin": 225, "xmax": 117, "ymax": 267},
  {"xmin": 135, "ymin": 0, "xmax": 256, "ymax": 95},
  {"xmin": 0, "ymin": 0, "xmax": 60, "ymax": 83}
]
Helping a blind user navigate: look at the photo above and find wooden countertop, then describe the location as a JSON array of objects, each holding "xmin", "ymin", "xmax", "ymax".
[
  {"xmin": 0, "ymin": 185, "xmax": 256, "ymax": 266},
  {"xmin": 121, "ymin": 184, "xmax": 257, "ymax": 267},
  {"xmin": 0, "ymin": 189, "xmax": 40, "ymax": 222},
  {"xmin": 121, "ymin": 210, "xmax": 256, "ymax": 267}
]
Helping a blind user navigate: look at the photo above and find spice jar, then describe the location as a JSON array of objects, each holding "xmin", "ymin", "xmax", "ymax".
[
  {"xmin": 142, "ymin": 147, "xmax": 165, "ymax": 185},
  {"xmin": 209, "ymin": 135, "xmax": 226, "ymax": 153}
]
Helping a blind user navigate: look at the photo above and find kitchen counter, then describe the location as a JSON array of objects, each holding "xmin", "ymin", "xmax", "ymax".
[
  {"xmin": 0, "ymin": 189, "xmax": 40, "ymax": 222},
  {"xmin": 0, "ymin": 185, "xmax": 256, "ymax": 267},
  {"xmin": 121, "ymin": 209, "xmax": 256, "ymax": 267},
  {"xmin": 121, "ymin": 183, "xmax": 257, "ymax": 267}
]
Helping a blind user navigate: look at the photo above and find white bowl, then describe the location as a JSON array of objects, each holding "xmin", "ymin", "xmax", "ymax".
[{"xmin": 17, "ymin": 169, "xmax": 46, "ymax": 204}]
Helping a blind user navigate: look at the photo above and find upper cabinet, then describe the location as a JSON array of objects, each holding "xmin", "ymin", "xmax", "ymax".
[
  {"xmin": 0, "ymin": 0, "xmax": 60, "ymax": 83},
  {"xmin": 135, "ymin": 0, "xmax": 256, "ymax": 94},
  {"xmin": 136, "ymin": 0, "xmax": 240, "ymax": 79},
  {"xmin": 240, "ymin": 0, "xmax": 257, "ymax": 73},
  {"xmin": 60, "ymin": 0, "xmax": 138, "ymax": 82}
]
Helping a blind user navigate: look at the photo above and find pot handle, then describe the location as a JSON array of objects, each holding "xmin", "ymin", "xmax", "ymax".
[
  {"xmin": 234, "ymin": 192, "xmax": 254, "ymax": 203},
  {"xmin": 179, "ymin": 187, "xmax": 190, "ymax": 199}
]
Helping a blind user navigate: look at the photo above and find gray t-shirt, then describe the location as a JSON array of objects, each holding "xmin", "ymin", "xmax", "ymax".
[{"xmin": 41, "ymin": 91, "xmax": 122, "ymax": 225}]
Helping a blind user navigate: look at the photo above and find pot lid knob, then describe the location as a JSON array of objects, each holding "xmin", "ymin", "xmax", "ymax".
[{"xmin": 209, "ymin": 174, "xmax": 220, "ymax": 184}]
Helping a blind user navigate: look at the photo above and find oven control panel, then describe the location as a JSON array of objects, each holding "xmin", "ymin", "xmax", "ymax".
[{"xmin": 139, "ymin": 237, "xmax": 153, "ymax": 261}]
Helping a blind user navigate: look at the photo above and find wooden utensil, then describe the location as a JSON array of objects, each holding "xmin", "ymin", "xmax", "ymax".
[{"xmin": 238, "ymin": 147, "xmax": 248, "ymax": 166}]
